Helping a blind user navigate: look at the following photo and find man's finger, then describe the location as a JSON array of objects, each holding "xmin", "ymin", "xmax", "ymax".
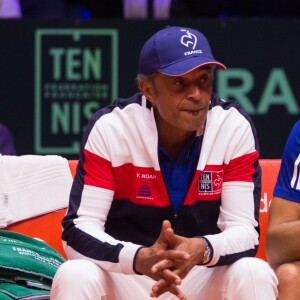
[
  {"xmin": 151, "ymin": 258, "xmax": 174, "ymax": 273},
  {"xmin": 151, "ymin": 282, "xmax": 186, "ymax": 299},
  {"xmin": 155, "ymin": 220, "xmax": 173, "ymax": 249},
  {"xmin": 151, "ymin": 252, "xmax": 190, "ymax": 273}
]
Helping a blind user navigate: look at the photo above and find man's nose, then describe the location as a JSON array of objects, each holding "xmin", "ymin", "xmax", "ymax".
[{"xmin": 187, "ymin": 84, "xmax": 203, "ymax": 100}]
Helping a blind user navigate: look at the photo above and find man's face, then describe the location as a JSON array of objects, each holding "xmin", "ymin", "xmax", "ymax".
[{"xmin": 149, "ymin": 66, "xmax": 213, "ymax": 134}]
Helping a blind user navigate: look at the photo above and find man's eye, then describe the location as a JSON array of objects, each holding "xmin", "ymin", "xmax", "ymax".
[
  {"xmin": 200, "ymin": 77, "xmax": 209, "ymax": 84},
  {"xmin": 199, "ymin": 76, "xmax": 211, "ymax": 87},
  {"xmin": 173, "ymin": 78, "xmax": 184, "ymax": 86}
]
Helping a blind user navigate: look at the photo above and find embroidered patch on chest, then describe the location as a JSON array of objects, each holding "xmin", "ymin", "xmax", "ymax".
[{"xmin": 198, "ymin": 171, "xmax": 223, "ymax": 194}]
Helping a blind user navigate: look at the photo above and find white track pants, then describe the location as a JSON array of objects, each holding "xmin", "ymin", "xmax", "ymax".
[{"xmin": 51, "ymin": 257, "xmax": 278, "ymax": 300}]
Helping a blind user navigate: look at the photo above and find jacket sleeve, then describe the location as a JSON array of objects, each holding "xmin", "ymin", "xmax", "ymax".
[
  {"xmin": 62, "ymin": 119, "xmax": 142, "ymax": 275},
  {"xmin": 204, "ymin": 117, "xmax": 261, "ymax": 266}
]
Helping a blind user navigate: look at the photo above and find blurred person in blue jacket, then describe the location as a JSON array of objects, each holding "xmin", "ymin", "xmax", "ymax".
[
  {"xmin": 0, "ymin": 124, "xmax": 16, "ymax": 155},
  {"xmin": 0, "ymin": 0, "xmax": 22, "ymax": 18},
  {"xmin": 267, "ymin": 120, "xmax": 300, "ymax": 300}
]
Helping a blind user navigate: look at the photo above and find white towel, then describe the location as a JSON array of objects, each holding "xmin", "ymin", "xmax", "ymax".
[{"xmin": 0, "ymin": 154, "xmax": 72, "ymax": 228}]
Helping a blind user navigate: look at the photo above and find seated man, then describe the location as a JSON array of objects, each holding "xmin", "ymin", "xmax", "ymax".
[
  {"xmin": 51, "ymin": 26, "xmax": 278, "ymax": 299},
  {"xmin": 267, "ymin": 120, "xmax": 300, "ymax": 300}
]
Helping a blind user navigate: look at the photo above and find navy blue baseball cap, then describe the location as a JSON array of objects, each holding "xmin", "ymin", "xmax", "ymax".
[{"xmin": 138, "ymin": 26, "xmax": 226, "ymax": 76}]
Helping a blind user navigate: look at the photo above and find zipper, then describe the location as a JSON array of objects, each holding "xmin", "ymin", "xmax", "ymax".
[{"xmin": 173, "ymin": 212, "xmax": 178, "ymax": 231}]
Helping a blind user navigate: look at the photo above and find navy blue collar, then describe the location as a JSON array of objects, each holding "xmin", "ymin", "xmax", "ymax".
[{"xmin": 158, "ymin": 135, "xmax": 203, "ymax": 212}]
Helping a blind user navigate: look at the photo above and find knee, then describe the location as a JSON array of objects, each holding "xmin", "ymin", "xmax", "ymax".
[
  {"xmin": 229, "ymin": 257, "xmax": 278, "ymax": 286},
  {"xmin": 225, "ymin": 258, "xmax": 278, "ymax": 299},
  {"xmin": 54, "ymin": 259, "xmax": 100, "ymax": 284},
  {"xmin": 276, "ymin": 263, "xmax": 300, "ymax": 286},
  {"xmin": 51, "ymin": 259, "xmax": 105, "ymax": 299}
]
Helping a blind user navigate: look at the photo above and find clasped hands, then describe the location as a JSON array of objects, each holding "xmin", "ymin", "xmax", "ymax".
[{"xmin": 134, "ymin": 220, "xmax": 207, "ymax": 299}]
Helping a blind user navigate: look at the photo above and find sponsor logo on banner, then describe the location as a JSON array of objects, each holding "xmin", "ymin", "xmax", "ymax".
[{"xmin": 34, "ymin": 28, "xmax": 118, "ymax": 154}]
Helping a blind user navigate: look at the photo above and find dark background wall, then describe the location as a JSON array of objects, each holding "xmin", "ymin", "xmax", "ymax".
[{"xmin": 0, "ymin": 18, "xmax": 298, "ymax": 159}]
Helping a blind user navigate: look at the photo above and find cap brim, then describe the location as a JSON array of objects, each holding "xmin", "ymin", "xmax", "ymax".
[{"xmin": 158, "ymin": 59, "xmax": 226, "ymax": 76}]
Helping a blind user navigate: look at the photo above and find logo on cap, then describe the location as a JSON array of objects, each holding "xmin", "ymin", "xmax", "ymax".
[{"xmin": 180, "ymin": 29, "xmax": 197, "ymax": 49}]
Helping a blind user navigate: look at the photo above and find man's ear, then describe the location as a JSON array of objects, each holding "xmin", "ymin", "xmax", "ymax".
[{"xmin": 139, "ymin": 79, "xmax": 155, "ymax": 102}]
